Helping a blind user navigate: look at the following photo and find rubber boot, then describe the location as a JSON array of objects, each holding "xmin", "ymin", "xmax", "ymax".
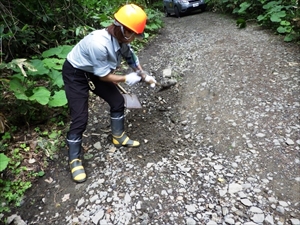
[
  {"xmin": 111, "ymin": 112, "xmax": 140, "ymax": 147},
  {"xmin": 67, "ymin": 134, "xmax": 86, "ymax": 183}
]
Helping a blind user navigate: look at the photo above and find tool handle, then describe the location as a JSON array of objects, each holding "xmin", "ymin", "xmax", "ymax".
[{"xmin": 116, "ymin": 83, "xmax": 128, "ymax": 94}]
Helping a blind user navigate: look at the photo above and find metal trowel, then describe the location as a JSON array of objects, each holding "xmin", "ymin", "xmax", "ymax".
[{"xmin": 116, "ymin": 83, "xmax": 142, "ymax": 109}]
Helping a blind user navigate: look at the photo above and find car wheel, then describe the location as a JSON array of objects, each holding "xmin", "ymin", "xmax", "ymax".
[
  {"xmin": 164, "ymin": 7, "xmax": 170, "ymax": 17},
  {"xmin": 174, "ymin": 6, "xmax": 181, "ymax": 18}
]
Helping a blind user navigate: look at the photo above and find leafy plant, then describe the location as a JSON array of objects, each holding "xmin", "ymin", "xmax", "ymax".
[
  {"xmin": 0, "ymin": 178, "xmax": 32, "ymax": 213},
  {"xmin": 0, "ymin": 153, "xmax": 9, "ymax": 172},
  {"xmin": 2, "ymin": 45, "xmax": 71, "ymax": 110},
  {"xmin": 207, "ymin": 0, "xmax": 299, "ymax": 42}
]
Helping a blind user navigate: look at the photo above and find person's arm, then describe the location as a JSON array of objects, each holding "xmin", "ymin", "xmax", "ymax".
[
  {"xmin": 134, "ymin": 64, "xmax": 143, "ymax": 72},
  {"xmin": 99, "ymin": 71, "xmax": 141, "ymax": 86},
  {"xmin": 120, "ymin": 44, "xmax": 143, "ymax": 71},
  {"xmin": 99, "ymin": 73, "xmax": 126, "ymax": 83}
]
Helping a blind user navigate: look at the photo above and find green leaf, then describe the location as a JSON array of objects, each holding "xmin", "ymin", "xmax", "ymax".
[
  {"xmin": 37, "ymin": 171, "xmax": 45, "ymax": 177},
  {"xmin": 28, "ymin": 87, "xmax": 51, "ymax": 105},
  {"xmin": 280, "ymin": 20, "xmax": 290, "ymax": 26},
  {"xmin": 12, "ymin": 73, "xmax": 26, "ymax": 82},
  {"xmin": 57, "ymin": 45, "xmax": 73, "ymax": 59},
  {"xmin": 284, "ymin": 33, "xmax": 294, "ymax": 42},
  {"xmin": 75, "ymin": 27, "xmax": 81, "ymax": 36},
  {"xmin": 48, "ymin": 70, "xmax": 64, "ymax": 88},
  {"xmin": 257, "ymin": 15, "xmax": 266, "ymax": 21},
  {"xmin": 263, "ymin": 1, "xmax": 278, "ymax": 10},
  {"xmin": 0, "ymin": 153, "xmax": 10, "ymax": 172},
  {"xmin": 277, "ymin": 26, "xmax": 291, "ymax": 33},
  {"xmin": 9, "ymin": 78, "xmax": 28, "ymax": 100},
  {"xmin": 43, "ymin": 58, "xmax": 64, "ymax": 70},
  {"xmin": 42, "ymin": 45, "xmax": 73, "ymax": 59},
  {"xmin": 270, "ymin": 11, "xmax": 286, "ymax": 22},
  {"xmin": 100, "ymin": 21, "xmax": 113, "ymax": 28},
  {"xmin": 238, "ymin": 2, "xmax": 251, "ymax": 14},
  {"xmin": 21, "ymin": 24, "xmax": 28, "ymax": 31},
  {"xmin": 27, "ymin": 59, "xmax": 49, "ymax": 75},
  {"xmin": 42, "ymin": 47, "xmax": 58, "ymax": 58},
  {"xmin": 143, "ymin": 32, "xmax": 149, "ymax": 39},
  {"xmin": 48, "ymin": 90, "xmax": 67, "ymax": 107}
]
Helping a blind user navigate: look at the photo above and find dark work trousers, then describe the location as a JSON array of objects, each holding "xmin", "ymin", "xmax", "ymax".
[{"xmin": 62, "ymin": 60, "xmax": 125, "ymax": 138}]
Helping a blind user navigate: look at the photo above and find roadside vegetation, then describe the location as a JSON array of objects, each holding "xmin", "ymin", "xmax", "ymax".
[
  {"xmin": 207, "ymin": 0, "xmax": 300, "ymax": 42},
  {"xmin": 0, "ymin": 0, "xmax": 299, "ymax": 217}
]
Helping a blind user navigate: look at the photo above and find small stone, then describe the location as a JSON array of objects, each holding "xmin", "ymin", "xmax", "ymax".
[
  {"xmin": 268, "ymin": 197, "xmax": 277, "ymax": 203},
  {"xmin": 185, "ymin": 204, "xmax": 197, "ymax": 213},
  {"xmin": 228, "ymin": 183, "xmax": 243, "ymax": 194},
  {"xmin": 93, "ymin": 142, "xmax": 101, "ymax": 150},
  {"xmin": 162, "ymin": 68, "xmax": 172, "ymax": 78},
  {"xmin": 124, "ymin": 193, "xmax": 131, "ymax": 204},
  {"xmin": 186, "ymin": 217, "xmax": 196, "ymax": 225},
  {"xmin": 136, "ymin": 201, "xmax": 142, "ymax": 210},
  {"xmin": 247, "ymin": 142, "xmax": 253, "ymax": 148},
  {"xmin": 290, "ymin": 218, "xmax": 300, "ymax": 225},
  {"xmin": 238, "ymin": 192, "xmax": 247, "ymax": 198},
  {"xmin": 146, "ymin": 163, "xmax": 154, "ymax": 168},
  {"xmin": 92, "ymin": 210, "xmax": 104, "ymax": 224},
  {"xmin": 90, "ymin": 195, "xmax": 99, "ymax": 203},
  {"xmin": 273, "ymin": 139, "xmax": 281, "ymax": 146},
  {"xmin": 214, "ymin": 165, "xmax": 223, "ymax": 170},
  {"xmin": 286, "ymin": 138, "xmax": 294, "ymax": 145},
  {"xmin": 256, "ymin": 133, "xmax": 265, "ymax": 137},
  {"xmin": 222, "ymin": 207, "xmax": 229, "ymax": 216},
  {"xmin": 251, "ymin": 213, "xmax": 265, "ymax": 223},
  {"xmin": 219, "ymin": 189, "xmax": 227, "ymax": 196},
  {"xmin": 249, "ymin": 206, "xmax": 263, "ymax": 214},
  {"xmin": 276, "ymin": 205, "xmax": 285, "ymax": 214},
  {"xmin": 224, "ymin": 216, "xmax": 235, "ymax": 224},
  {"xmin": 265, "ymin": 214, "xmax": 274, "ymax": 224},
  {"xmin": 179, "ymin": 179, "xmax": 186, "ymax": 185},
  {"xmin": 278, "ymin": 201, "xmax": 289, "ymax": 207},
  {"xmin": 176, "ymin": 196, "xmax": 183, "ymax": 201},
  {"xmin": 77, "ymin": 198, "xmax": 85, "ymax": 207},
  {"xmin": 240, "ymin": 198, "xmax": 253, "ymax": 206}
]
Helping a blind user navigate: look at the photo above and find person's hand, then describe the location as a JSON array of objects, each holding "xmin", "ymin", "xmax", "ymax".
[
  {"xmin": 144, "ymin": 74, "xmax": 157, "ymax": 88},
  {"xmin": 125, "ymin": 72, "xmax": 142, "ymax": 86}
]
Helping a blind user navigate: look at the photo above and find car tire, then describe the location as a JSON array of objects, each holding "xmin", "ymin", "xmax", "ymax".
[
  {"xmin": 164, "ymin": 7, "xmax": 170, "ymax": 17},
  {"xmin": 174, "ymin": 6, "xmax": 181, "ymax": 18}
]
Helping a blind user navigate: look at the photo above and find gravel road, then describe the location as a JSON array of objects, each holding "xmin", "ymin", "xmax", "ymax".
[{"xmin": 4, "ymin": 11, "xmax": 300, "ymax": 225}]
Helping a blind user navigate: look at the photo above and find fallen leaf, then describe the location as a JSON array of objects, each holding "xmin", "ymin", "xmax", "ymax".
[
  {"xmin": 45, "ymin": 177, "xmax": 54, "ymax": 184},
  {"xmin": 28, "ymin": 158, "xmax": 36, "ymax": 164},
  {"xmin": 62, "ymin": 193, "xmax": 70, "ymax": 202}
]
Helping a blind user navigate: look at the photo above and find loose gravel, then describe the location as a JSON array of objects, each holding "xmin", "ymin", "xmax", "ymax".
[{"xmin": 3, "ymin": 12, "xmax": 299, "ymax": 225}]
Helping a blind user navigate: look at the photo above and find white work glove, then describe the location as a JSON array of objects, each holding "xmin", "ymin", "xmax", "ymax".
[
  {"xmin": 125, "ymin": 72, "xmax": 142, "ymax": 86},
  {"xmin": 137, "ymin": 70, "xmax": 157, "ymax": 88},
  {"xmin": 144, "ymin": 74, "xmax": 157, "ymax": 88}
]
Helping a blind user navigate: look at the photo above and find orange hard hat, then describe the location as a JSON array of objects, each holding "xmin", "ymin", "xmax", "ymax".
[{"xmin": 114, "ymin": 4, "xmax": 147, "ymax": 34}]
